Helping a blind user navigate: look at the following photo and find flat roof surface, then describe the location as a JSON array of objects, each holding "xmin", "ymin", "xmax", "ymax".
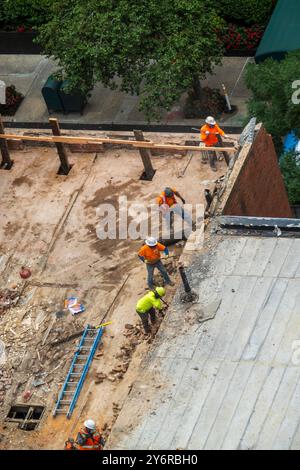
[{"xmin": 108, "ymin": 235, "xmax": 300, "ymax": 450}]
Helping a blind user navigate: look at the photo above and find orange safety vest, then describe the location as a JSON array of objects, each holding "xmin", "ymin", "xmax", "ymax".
[
  {"xmin": 156, "ymin": 188, "xmax": 177, "ymax": 208},
  {"xmin": 200, "ymin": 124, "xmax": 225, "ymax": 147},
  {"xmin": 76, "ymin": 429, "xmax": 103, "ymax": 451},
  {"xmin": 138, "ymin": 242, "xmax": 166, "ymax": 264}
]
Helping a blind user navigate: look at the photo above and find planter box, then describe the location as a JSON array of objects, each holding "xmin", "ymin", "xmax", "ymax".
[{"xmin": 0, "ymin": 31, "xmax": 41, "ymax": 54}]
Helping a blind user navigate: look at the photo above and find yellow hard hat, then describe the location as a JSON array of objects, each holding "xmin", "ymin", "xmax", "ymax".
[{"xmin": 155, "ymin": 287, "xmax": 165, "ymax": 297}]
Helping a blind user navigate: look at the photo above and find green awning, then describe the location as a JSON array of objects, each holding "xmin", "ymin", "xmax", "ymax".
[{"xmin": 255, "ymin": 0, "xmax": 300, "ymax": 63}]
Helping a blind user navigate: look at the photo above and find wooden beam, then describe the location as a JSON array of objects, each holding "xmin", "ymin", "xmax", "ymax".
[
  {"xmin": 0, "ymin": 116, "xmax": 13, "ymax": 169},
  {"xmin": 0, "ymin": 132, "xmax": 236, "ymax": 153},
  {"xmin": 133, "ymin": 129, "xmax": 155, "ymax": 180},
  {"xmin": 49, "ymin": 118, "xmax": 72, "ymax": 175}
]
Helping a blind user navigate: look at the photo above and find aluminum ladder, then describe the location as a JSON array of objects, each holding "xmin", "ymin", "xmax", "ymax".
[{"xmin": 53, "ymin": 324, "xmax": 103, "ymax": 418}]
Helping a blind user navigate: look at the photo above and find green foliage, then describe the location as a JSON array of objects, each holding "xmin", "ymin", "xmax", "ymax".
[
  {"xmin": 37, "ymin": 0, "xmax": 225, "ymax": 121},
  {"xmin": 216, "ymin": 0, "xmax": 277, "ymax": 25},
  {"xmin": 245, "ymin": 51, "xmax": 300, "ymax": 143},
  {"xmin": 280, "ymin": 151, "xmax": 300, "ymax": 204},
  {"xmin": 0, "ymin": 0, "xmax": 52, "ymax": 29}
]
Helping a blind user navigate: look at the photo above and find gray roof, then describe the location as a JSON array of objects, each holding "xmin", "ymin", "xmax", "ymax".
[{"xmin": 108, "ymin": 236, "xmax": 300, "ymax": 450}]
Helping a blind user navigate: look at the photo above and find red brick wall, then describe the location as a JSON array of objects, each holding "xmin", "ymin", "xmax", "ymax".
[{"xmin": 223, "ymin": 127, "xmax": 293, "ymax": 218}]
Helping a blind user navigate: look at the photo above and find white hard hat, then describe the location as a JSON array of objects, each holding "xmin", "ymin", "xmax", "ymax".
[
  {"xmin": 205, "ymin": 116, "xmax": 216, "ymax": 125},
  {"xmin": 84, "ymin": 419, "xmax": 96, "ymax": 430},
  {"xmin": 145, "ymin": 237, "xmax": 157, "ymax": 247}
]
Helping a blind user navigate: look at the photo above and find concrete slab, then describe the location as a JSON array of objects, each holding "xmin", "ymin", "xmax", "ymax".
[{"xmin": 107, "ymin": 235, "xmax": 300, "ymax": 450}]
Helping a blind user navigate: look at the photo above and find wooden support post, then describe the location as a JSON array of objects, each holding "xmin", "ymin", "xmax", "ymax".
[
  {"xmin": 49, "ymin": 118, "xmax": 72, "ymax": 175},
  {"xmin": 0, "ymin": 115, "xmax": 13, "ymax": 169},
  {"xmin": 217, "ymin": 134, "xmax": 230, "ymax": 166},
  {"xmin": 133, "ymin": 129, "xmax": 155, "ymax": 180}
]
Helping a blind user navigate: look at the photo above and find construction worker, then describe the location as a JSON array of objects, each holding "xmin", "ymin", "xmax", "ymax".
[
  {"xmin": 136, "ymin": 287, "xmax": 166, "ymax": 334},
  {"xmin": 75, "ymin": 419, "xmax": 105, "ymax": 450},
  {"xmin": 200, "ymin": 116, "xmax": 226, "ymax": 171},
  {"xmin": 156, "ymin": 187, "xmax": 193, "ymax": 231},
  {"xmin": 138, "ymin": 237, "xmax": 174, "ymax": 290}
]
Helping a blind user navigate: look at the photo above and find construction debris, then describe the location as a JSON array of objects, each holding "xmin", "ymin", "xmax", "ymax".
[{"xmin": 0, "ymin": 289, "xmax": 20, "ymax": 315}]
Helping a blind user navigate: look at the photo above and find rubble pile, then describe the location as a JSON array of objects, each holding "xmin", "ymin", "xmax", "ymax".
[
  {"xmin": 0, "ymin": 295, "xmax": 86, "ymax": 419},
  {"xmin": 0, "ymin": 367, "xmax": 12, "ymax": 406}
]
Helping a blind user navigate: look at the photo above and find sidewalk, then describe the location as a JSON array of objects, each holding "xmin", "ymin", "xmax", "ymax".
[{"xmin": 0, "ymin": 55, "xmax": 253, "ymax": 127}]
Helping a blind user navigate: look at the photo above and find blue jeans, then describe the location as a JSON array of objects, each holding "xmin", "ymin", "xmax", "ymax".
[
  {"xmin": 146, "ymin": 260, "xmax": 171, "ymax": 289},
  {"xmin": 163, "ymin": 204, "xmax": 193, "ymax": 227}
]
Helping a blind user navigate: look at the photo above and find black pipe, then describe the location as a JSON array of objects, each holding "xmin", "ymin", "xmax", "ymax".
[{"xmin": 179, "ymin": 266, "xmax": 191, "ymax": 293}]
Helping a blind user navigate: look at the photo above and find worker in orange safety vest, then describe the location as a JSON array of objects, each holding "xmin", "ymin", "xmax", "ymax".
[
  {"xmin": 156, "ymin": 187, "xmax": 193, "ymax": 233},
  {"xmin": 138, "ymin": 237, "xmax": 175, "ymax": 290},
  {"xmin": 200, "ymin": 116, "xmax": 227, "ymax": 171},
  {"xmin": 75, "ymin": 419, "xmax": 105, "ymax": 450}
]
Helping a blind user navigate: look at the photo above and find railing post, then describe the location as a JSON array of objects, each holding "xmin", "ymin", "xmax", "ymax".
[
  {"xmin": 133, "ymin": 129, "xmax": 155, "ymax": 180},
  {"xmin": 217, "ymin": 134, "xmax": 230, "ymax": 166},
  {"xmin": 49, "ymin": 118, "xmax": 72, "ymax": 175},
  {"xmin": 0, "ymin": 115, "xmax": 13, "ymax": 169}
]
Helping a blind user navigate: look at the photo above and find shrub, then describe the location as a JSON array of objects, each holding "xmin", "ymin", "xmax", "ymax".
[
  {"xmin": 280, "ymin": 151, "xmax": 300, "ymax": 204},
  {"xmin": 0, "ymin": 85, "xmax": 24, "ymax": 116},
  {"xmin": 217, "ymin": 0, "xmax": 277, "ymax": 26},
  {"xmin": 184, "ymin": 87, "xmax": 226, "ymax": 119},
  {"xmin": 223, "ymin": 23, "xmax": 264, "ymax": 50}
]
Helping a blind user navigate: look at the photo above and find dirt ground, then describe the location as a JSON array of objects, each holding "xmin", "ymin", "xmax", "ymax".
[{"xmin": 0, "ymin": 131, "xmax": 227, "ymax": 449}]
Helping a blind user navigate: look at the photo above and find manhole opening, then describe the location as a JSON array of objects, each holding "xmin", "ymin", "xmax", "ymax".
[{"xmin": 6, "ymin": 405, "xmax": 45, "ymax": 431}]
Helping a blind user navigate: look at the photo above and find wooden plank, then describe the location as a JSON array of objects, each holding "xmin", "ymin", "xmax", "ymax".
[
  {"xmin": 258, "ymin": 279, "xmax": 299, "ymax": 363},
  {"xmin": 229, "ymin": 277, "xmax": 274, "ymax": 361},
  {"xmin": 272, "ymin": 375, "xmax": 300, "ymax": 450},
  {"xmin": 232, "ymin": 238, "xmax": 260, "ymax": 276},
  {"xmin": 151, "ymin": 358, "xmax": 207, "ymax": 449},
  {"xmin": 188, "ymin": 360, "xmax": 238, "ymax": 449},
  {"xmin": 135, "ymin": 357, "xmax": 188, "ymax": 449},
  {"xmin": 279, "ymin": 239, "xmax": 300, "ymax": 278},
  {"xmin": 204, "ymin": 361, "xmax": 253, "ymax": 450},
  {"xmin": 211, "ymin": 276, "xmax": 257, "ymax": 361},
  {"xmin": 239, "ymin": 365, "xmax": 285, "ymax": 450},
  {"xmin": 262, "ymin": 239, "xmax": 293, "ymax": 278},
  {"xmin": 242, "ymin": 278, "xmax": 288, "ymax": 361},
  {"xmin": 0, "ymin": 133, "xmax": 236, "ymax": 153},
  {"xmin": 257, "ymin": 366, "xmax": 300, "ymax": 450},
  {"xmin": 221, "ymin": 363, "xmax": 269, "ymax": 450},
  {"xmin": 247, "ymin": 238, "xmax": 277, "ymax": 277}
]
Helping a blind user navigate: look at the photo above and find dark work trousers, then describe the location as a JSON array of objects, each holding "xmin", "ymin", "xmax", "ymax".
[
  {"xmin": 208, "ymin": 141, "xmax": 221, "ymax": 170},
  {"xmin": 137, "ymin": 307, "xmax": 156, "ymax": 333}
]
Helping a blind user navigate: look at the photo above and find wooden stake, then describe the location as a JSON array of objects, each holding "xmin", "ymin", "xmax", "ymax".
[
  {"xmin": 133, "ymin": 129, "xmax": 155, "ymax": 180},
  {"xmin": 217, "ymin": 134, "xmax": 230, "ymax": 166},
  {"xmin": 49, "ymin": 118, "xmax": 72, "ymax": 175},
  {"xmin": 0, "ymin": 115, "xmax": 13, "ymax": 169}
]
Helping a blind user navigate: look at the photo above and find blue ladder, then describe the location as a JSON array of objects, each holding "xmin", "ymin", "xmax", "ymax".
[{"xmin": 53, "ymin": 324, "xmax": 104, "ymax": 418}]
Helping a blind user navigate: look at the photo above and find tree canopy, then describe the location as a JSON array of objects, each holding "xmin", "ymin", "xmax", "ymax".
[
  {"xmin": 280, "ymin": 151, "xmax": 300, "ymax": 204},
  {"xmin": 37, "ymin": 0, "xmax": 225, "ymax": 120},
  {"xmin": 245, "ymin": 51, "xmax": 300, "ymax": 143}
]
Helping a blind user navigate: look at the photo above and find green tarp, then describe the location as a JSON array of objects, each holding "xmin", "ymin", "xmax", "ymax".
[{"xmin": 255, "ymin": 0, "xmax": 300, "ymax": 63}]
